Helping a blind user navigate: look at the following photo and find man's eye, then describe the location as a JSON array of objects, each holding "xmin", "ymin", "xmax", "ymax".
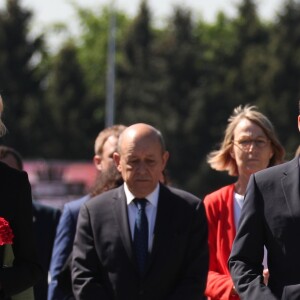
[{"xmin": 129, "ymin": 160, "xmax": 138, "ymax": 164}]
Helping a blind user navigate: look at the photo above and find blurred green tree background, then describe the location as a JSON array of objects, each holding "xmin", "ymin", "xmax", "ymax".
[{"xmin": 1, "ymin": 0, "xmax": 299, "ymax": 198}]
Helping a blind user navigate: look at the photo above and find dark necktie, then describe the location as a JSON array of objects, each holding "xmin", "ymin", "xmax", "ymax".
[{"xmin": 133, "ymin": 198, "xmax": 148, "ymax": 274}]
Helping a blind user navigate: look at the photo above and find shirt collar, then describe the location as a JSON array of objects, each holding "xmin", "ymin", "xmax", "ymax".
[{"xmin": 124, "ymin": 182, "xmax": 160, "ymax": 208}]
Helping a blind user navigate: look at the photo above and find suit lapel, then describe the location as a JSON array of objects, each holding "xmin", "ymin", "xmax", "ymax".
[
  {"xmin": 112, "ymin": 187, "xmax": 135, "ymax": 263},
  {"xmin": 281, "ymin": 157, "xmax": 300, "ymax": 222},
  {"xmin": 146, "ymin": 184, "xmax": 173, "ymax": 269}
]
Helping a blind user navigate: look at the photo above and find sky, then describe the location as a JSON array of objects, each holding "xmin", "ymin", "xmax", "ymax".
[
  {"xmin": 18, "ymin": 0, "xmax": 285, "ymax": 23},
  {"xmin": 1, "ymin": 0, "xmax": 286, "ymax": 50}
]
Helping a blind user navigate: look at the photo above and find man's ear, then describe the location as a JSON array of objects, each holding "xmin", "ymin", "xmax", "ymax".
[
  {"xmin": 113, "ymin": 152, "xmax": 121, "ymax": 172},
  {"xmin": 93, "ymin": 154, "xmax": 102, "ymax": 171},
  {"xmin": 298, "ymin": 115, "xmax": 300, "ymax": 132},
  {"xmin": 162, "ymin": 151, "xmax": 169, "ymax": 170}
]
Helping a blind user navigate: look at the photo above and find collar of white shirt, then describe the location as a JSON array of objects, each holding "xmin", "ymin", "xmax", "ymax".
[{"xmin": 124, "ymin": 182, "xmax": 159, "ymax": 208}]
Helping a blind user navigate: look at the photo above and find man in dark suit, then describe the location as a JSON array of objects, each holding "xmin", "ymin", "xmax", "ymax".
[
  {"xmin": 0, "ymin": 145, "xmax": 61, "ymax": 300},
  {"xmin": 228, "ymin": 102, "xmax": 300, "ymax": 299},
  {"xmin": 32, "ymin": 201, "xmax": 61, "ymax": 300},
  {"xmin": 0, "ymin": 96, "xmax": 42, "ymax": 298},
  {"xmin": 72, "ymin": 123, "xmax": 209, "ymax": 300}
]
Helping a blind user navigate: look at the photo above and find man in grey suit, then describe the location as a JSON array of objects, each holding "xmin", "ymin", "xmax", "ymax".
[
  {"xmin": 72, "ymin": 123, "xmax": 209, "ymax": 300},
  {"xmin": 229, "ymin": 102, "xmax": 300, "ymax": 299}
]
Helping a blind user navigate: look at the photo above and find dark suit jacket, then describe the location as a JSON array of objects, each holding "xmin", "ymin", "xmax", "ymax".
[
  {"xmin": 48, "ymin": 195, "xmax": 90, "ymax": 300},
  {"xmin": 32, "ymin": 201, "xmax": 61, "ymax": 300},
  {"xmin": 0, "ymin": 162, "xmax": 42, "ymax": 298},
  {"xmin": 281, "ymin": 284, "xmax": 300, "ymax": 300},
  {"xmin": 72, "ymin": 184, "xmax": 208, "ymax": 300},
  {"xmin": 229, "ymin": 157, "xmax": 300, "ymax": 300}
]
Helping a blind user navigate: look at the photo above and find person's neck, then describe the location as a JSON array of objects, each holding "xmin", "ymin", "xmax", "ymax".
[{"xmin": 234, "ymin": 175, "xmax": 250, "ymax": 196}]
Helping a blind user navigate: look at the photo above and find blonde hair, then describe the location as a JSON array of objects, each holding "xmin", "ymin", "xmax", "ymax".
[
  {"xmin": 94, "ymin": 125, "xmax": 126, "ymax": 156},
  {"xmin": 0, "ymin": 95, "xmax": 7, "ymax": 137},
  {"xmin": 207, "ymin": 105, "xmax": 285, "ymax": 176}
]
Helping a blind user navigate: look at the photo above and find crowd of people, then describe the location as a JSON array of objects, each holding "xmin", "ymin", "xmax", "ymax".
[{"xmin": 1, "ymin": 93, "xmax": 300, "ymax": 300}]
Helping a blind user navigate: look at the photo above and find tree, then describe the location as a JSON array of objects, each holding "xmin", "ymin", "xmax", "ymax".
[
  {"xmin": 227, "ymin": 0, "xmax": 270, "ymax": 106},
  {"xmin": 116, "ymin": 0, "xmax": 161, "ymax": 125},
  {"xmin": 39, "ymin": 3, "xmax": 130, "ymax": 159},
  {"xmin": 0, "ymin": 0, "xmax": 46, "ymax": 155},
  {"xmin": 154, "ymin": 6, "xmax": 207, "ymax": 193},
  {"xmin": 74, "ymin": 4, "xmax": 130, "ymax": 139},
  {"xmin": 190, "ymin": 0, "xmax": 272, "ymax": 196},
  {"xmin": 260, "ymin": 0, "xmax": 300, "ymax": 158},
  {"xmin": 45, "ymin": 42, "xmax": 89, "ymax": 159}
]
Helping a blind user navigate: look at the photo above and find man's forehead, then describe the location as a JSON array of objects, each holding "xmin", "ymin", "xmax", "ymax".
[{"xmin": 122, "ymin": 144, "xmax": 162, "ymax": 158}]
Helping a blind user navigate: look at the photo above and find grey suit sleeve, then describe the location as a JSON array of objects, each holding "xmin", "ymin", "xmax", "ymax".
[
  {"xmin": 228, "ymin": 174, "xmax": 277, "ymax": 300},
  {"xmin": 72, "ymin": 204, "xmax": 110, "ymax": 300},
  {"xmin": 281, "ymin": 284, "xmax": 300, "ymax": 300}
]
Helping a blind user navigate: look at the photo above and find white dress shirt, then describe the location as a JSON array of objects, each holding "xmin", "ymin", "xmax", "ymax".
[
  {"xmin": 234, "ymin": 192, "xmax": 268, "ymax": 269},
  {"xmin": 233, "ymin": 192, "xmax": 244, "ymax": 229},
  {"xmin": 124, "ymin": 183, "xmax": 159, "ymax": 251}
]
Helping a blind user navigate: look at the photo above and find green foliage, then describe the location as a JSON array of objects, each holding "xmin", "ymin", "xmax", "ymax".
[
  {"xmin": 116, "ymin": 0, "xmax": 162, "ymax": 126},
  {"xmin": 1, "ymin": 0, "xmax": 300, "ymax": 196},
  {"xmin": 259, "ymin": 0, "xmax": 300, "ymax": 159},
  {"xmin": 75, "ymin": 5, "xmax": 130, "ymax": 103},
  {"xmin": 45, "ymin": 42, "xmax": 90, "ymax": 159},
  {"xmin": 0, "ymin": 0, "xmax": 46, "ymax": 155}
]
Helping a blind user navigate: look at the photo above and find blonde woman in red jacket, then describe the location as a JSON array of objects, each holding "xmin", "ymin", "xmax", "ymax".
[{"xmin": 203, "ymin": 105, "xmax": 285, "ymax": 299}]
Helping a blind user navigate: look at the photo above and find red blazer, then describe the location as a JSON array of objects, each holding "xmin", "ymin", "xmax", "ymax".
[{"xmin": 204, "ymin": 184, "xmax": 239, "ymax": 300}]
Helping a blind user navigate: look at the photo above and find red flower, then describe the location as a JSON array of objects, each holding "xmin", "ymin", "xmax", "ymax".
[{"xmin": 0, "ymin": 217, "xmax": 14, "ymax": 246}]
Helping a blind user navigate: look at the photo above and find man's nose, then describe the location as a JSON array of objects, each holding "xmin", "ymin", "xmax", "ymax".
[{"xmin": 137, "ymin": 161, "xmax": 147, "ymax": 173}]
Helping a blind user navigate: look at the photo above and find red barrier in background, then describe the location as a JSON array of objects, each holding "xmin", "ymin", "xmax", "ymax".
[{"xmin": 24, "ymin": 160, "xmax": 97, "ymax": 210}]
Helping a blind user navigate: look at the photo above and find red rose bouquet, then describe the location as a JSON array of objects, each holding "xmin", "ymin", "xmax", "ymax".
[
  {"xmin": 0, "ymin": 218, "xmax": 33, "ymax": 299},
  {"xmin": 0, "ymin": 217, "xmax": 14, "ymax": 245}
]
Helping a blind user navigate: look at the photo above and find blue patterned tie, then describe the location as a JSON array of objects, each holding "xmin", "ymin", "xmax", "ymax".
[{"xmin": 133, "ymin": 198, "xmax": 148, "ymax": 274}]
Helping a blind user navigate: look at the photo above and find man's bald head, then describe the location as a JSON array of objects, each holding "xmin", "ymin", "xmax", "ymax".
[
  {"xmin": 117, "ymin": 123, "xmax": 166, "ymax": 155},
  {"xmin": 114, "ymin": 123, "xmax": 169, "ymax": 198}
]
